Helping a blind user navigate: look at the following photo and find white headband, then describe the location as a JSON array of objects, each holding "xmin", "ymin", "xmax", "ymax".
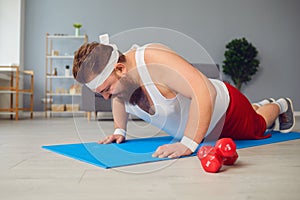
[{"xmin": 85, "ymin": 34, "xmax": 119, "ymax": 90}]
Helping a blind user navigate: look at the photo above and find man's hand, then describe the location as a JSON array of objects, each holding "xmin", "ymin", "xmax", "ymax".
[
  {"xmin": 152, "ymin": 142, "xmax": 192, "ymax": 158},
  {"xmin": 98, "ymin": 134, "xmax": 125, "ymax": 144}
]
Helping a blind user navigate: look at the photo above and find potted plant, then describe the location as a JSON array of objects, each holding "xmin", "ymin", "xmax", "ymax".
[
  {"xmin": 73, "ymin": 23, "xmax": 82, "ymax": 36},
  {"xmin": 222, "ymin": 37, "xmax": 260, "ymax": 90}
]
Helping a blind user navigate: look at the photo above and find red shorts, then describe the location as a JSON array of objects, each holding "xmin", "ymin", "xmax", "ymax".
[{"xmin": 219, "ymin": 83, "xmax": 271, "ymax": 140}]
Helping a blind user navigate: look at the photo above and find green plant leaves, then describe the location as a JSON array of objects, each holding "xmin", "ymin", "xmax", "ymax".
[
  {"xmin": 73, "ymin": 23, "xmax": 82, "ymax": 29},
  {"xmin": 222, "ymin": 37, "xmax": 259, "ymax": 90}
]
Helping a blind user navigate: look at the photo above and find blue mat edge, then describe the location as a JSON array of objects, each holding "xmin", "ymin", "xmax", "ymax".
[
  {"xmin": 42, "ymin": 143, "xmax": 109, "ymax": 169},
  {"xmin": 42, "ymin": 144, "xmax": 180, "ymax": 169},
  {"xmin": 42, "ymin": 131, "xmax": 300, "ymax": 169},
  {"xmin": 42, "ymin": 140, "xmax": 173, "ymax": 169}
]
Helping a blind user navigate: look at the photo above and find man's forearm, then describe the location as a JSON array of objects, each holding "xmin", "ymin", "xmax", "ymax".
[{"xmin": 112, "ymin": 97, "xmax": 129, "ymax": 130}]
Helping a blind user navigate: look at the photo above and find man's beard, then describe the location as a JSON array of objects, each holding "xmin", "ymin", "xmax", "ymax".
[{"xmin": 113, "ymin": 73, "xmax": 141, "ymax": 103}]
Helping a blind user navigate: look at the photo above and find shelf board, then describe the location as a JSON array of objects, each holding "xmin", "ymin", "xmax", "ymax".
[
  {"xmin": 0, "ymin": 112, "xmax": 15, "ymax": 115},
  {"xmin": 47, "ymin": 35, "xmax": 87, "ymax": 39},
  {"xmin": 295, "ymin": 111, "xmax": 300, "ymax": 116},
  {"xmin": 46, "ymin": 93, "xmax": 81, "ymax": 96},
  {"xmin": 0, "ymin": 67, "xmax": 17, "ymax": 72},
  {"xmin": 46, "ymin": 111, "xmax": 86, "ymax": 114},
  {"xmin": 47, "ymin": 75, "xmax": 74, "ymax": 79},
  {"xmin": 46, "ymin": 55, "xmax": 74, "ymax": 59},
  {"xmin": 0, "ymin": 91, "xmax": 33, "ymax": 95},
  {"xmin": 0, "ymin": 67, "xmax": 34, "ymax": 76},
  {"xmin": 0, "ymin": 73, "xmax": 10, "ymax": 81}
]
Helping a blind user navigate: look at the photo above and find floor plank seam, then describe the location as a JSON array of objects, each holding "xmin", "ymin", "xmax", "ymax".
[
  {"xmin": 78, "ymin": 169, "xmax": 87, "ymax": 183},
  {"xmin": 10, "ymin": 159, "xmax": 27, "ymax": 169}
]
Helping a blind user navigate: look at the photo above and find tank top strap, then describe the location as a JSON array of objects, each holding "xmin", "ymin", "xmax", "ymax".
[{"xmin": 135, "ymin": 45, "xmax": 163, "ymax": 101}]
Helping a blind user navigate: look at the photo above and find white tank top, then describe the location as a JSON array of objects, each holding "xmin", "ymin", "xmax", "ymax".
[{"xmin": 125, "ymin": 44, "xmax": 230, "ymax": 140}]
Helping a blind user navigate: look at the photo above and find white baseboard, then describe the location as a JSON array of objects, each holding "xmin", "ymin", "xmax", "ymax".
[
  {"xmin": 24, "ymin": 111, "xmax": 300, "ymax": 117},
  {"xmin": 2, "ymin": 111, "xmax": 300, "ymax": 121}
]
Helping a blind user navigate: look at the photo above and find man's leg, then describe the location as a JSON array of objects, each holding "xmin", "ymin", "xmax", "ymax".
[
  {"xmin": 255, "ymin": 104, "xmax": 280, "ymax": 128},
  {"xmin": 252, "ymin": 98, "xmax": 275, "ymax": 111},
  {"xmin": 252, "ymin": 104, "xmax": 259, "ymax": 111},
  {"xmin": 256, "ymin": 98, "xmax": 295, "ymax": 133}
]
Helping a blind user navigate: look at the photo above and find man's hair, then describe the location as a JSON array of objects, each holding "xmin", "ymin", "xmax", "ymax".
[{"xmin": 73, "ymin": 42, "xmax": 125, "ymax": 84}]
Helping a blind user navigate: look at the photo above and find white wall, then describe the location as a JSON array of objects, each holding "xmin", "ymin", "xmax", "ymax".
[
  {"xmin": 0, "ymin": 0, "xmax": 22, "ymax": 66},
  {"xmin": 0, "ymin": 0, "xmax": 24, "ymax": 111}
]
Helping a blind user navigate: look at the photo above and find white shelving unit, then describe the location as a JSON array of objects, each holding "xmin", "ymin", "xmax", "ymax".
[
  {"xmin": 0, "ymin": 66, "xmax": 34, "ymax": 120},
  {"xmin": 46, "ymin": 55, "xmax": 74, "ymax": 59},
  {"xmin": 46, "ymin": 75, "xmax": 74, "ymax": 79},
  {"xmin": 46, "ymin": 93, "xmax": 82, "ymax": 96},
  {"xmin": 44, "ymin": 33, "xmax": 88, "ymax": 117}
]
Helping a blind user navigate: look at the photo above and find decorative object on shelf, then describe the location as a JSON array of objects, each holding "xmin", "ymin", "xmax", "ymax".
[
  {"xmin": 55, "ymin": 88, "xmax": 67, "ymax": 94},
  {"xmin": 65, "ymin": 65, "xmax": 70, "ymax": 76},
  {"xmin": 51, "ymin": 50, "xmax": 59, "ymax": 56},
  {"xmin": 52, "ymin": 68, "xmax": 57, "ymax": 76},
  {"xmin": 73, "ymin": 23, "xmax": 82, "ymax": 36},
  {"xmin": 53, "ymin": 33, "xmax": 68, "ymax": 36},
  {"xmin": 66, "ymin": 104, "xmax": 80, "ymax": 112},
  {"xmin": 51, "ymin": 104, "xmax": 65, "ymax": 112},
  {"xmin": 41, "ymin": 98, "xmax": 53, "ymax": 104},
  {"xmin": 222, "ymin": 37, "xmax": 260, "ymax": 91},
  {"xmin": 69, "ymin": 84, "xmax": 81, "ymax": 95}
]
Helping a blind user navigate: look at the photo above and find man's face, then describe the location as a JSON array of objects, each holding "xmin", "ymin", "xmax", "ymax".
[
  {"xmin": 94, "ymin": 70, "xmax": 140, "ymax": 102},
  {"xmin": 94, "ymin": 73, "xmax": 120, "ymax": 100}
]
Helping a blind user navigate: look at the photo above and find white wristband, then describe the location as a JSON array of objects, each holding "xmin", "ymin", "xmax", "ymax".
[
  {"xmin": 113, "ymin": 128, "xmax": 126, "ymax": 137},
  {"xmin": 180, "ymin": 136, "xmax": 199, "ymax": 152}
]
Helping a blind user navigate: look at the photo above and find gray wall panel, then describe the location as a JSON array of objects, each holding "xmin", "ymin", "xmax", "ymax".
[{"xmin": 24, "ymin": 0, "xmax": 300, "ymax": 110}]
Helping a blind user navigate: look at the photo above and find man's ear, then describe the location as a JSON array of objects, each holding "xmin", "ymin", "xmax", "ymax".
[{"xmin": 114, "ymin": 63, "xmax": 127, "ymax": 77}]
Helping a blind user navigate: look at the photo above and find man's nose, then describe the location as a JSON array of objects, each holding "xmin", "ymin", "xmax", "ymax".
[{"xmin": 102, "ymin": 93, "xmax": 112, "ymax": 100}]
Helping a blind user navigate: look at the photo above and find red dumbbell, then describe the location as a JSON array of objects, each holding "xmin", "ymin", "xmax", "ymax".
[
  {"xmin": 223, "ymin": 151, "xmax": 239, "ymax": 165},
  {"xmin": 197, "ymin": 145, "xmax": 215, "ymax": 159},
  {"xmin": 215, "ymin": 138, "xmax": 238, "ymax": 165},
  {"xmin": 215, "ymin": 138, "xmax": 237, "ymax": 157},
  {"xmin": 197, "ymin": 146, "xmax": 223, "ymax": 173}
]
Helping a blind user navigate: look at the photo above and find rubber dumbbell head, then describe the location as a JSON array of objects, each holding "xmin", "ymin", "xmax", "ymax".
[
  {"xmin": 215, "ymin": 138, "xmax": 237, "ymax": 158},
  {"xmin": 197, "ymin": 146, "xmax": 223, "ymax": 173},
  {"xmin": 197, "ymin": 145, "xmax": 215, "ymax": 159},
  {"xmin": 223, "ymin": 151, "xmax": 239, "ymax": 165}
]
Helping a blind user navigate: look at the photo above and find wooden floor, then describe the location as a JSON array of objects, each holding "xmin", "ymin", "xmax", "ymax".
[{"xmin": 0, "ymin": 116, "xmax": 299, "ymax": 200}]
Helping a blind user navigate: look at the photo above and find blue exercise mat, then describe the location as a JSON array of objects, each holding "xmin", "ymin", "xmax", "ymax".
[{"xmin": 42, "ymin": 131, "xmax": 300, "ymax": 169}]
